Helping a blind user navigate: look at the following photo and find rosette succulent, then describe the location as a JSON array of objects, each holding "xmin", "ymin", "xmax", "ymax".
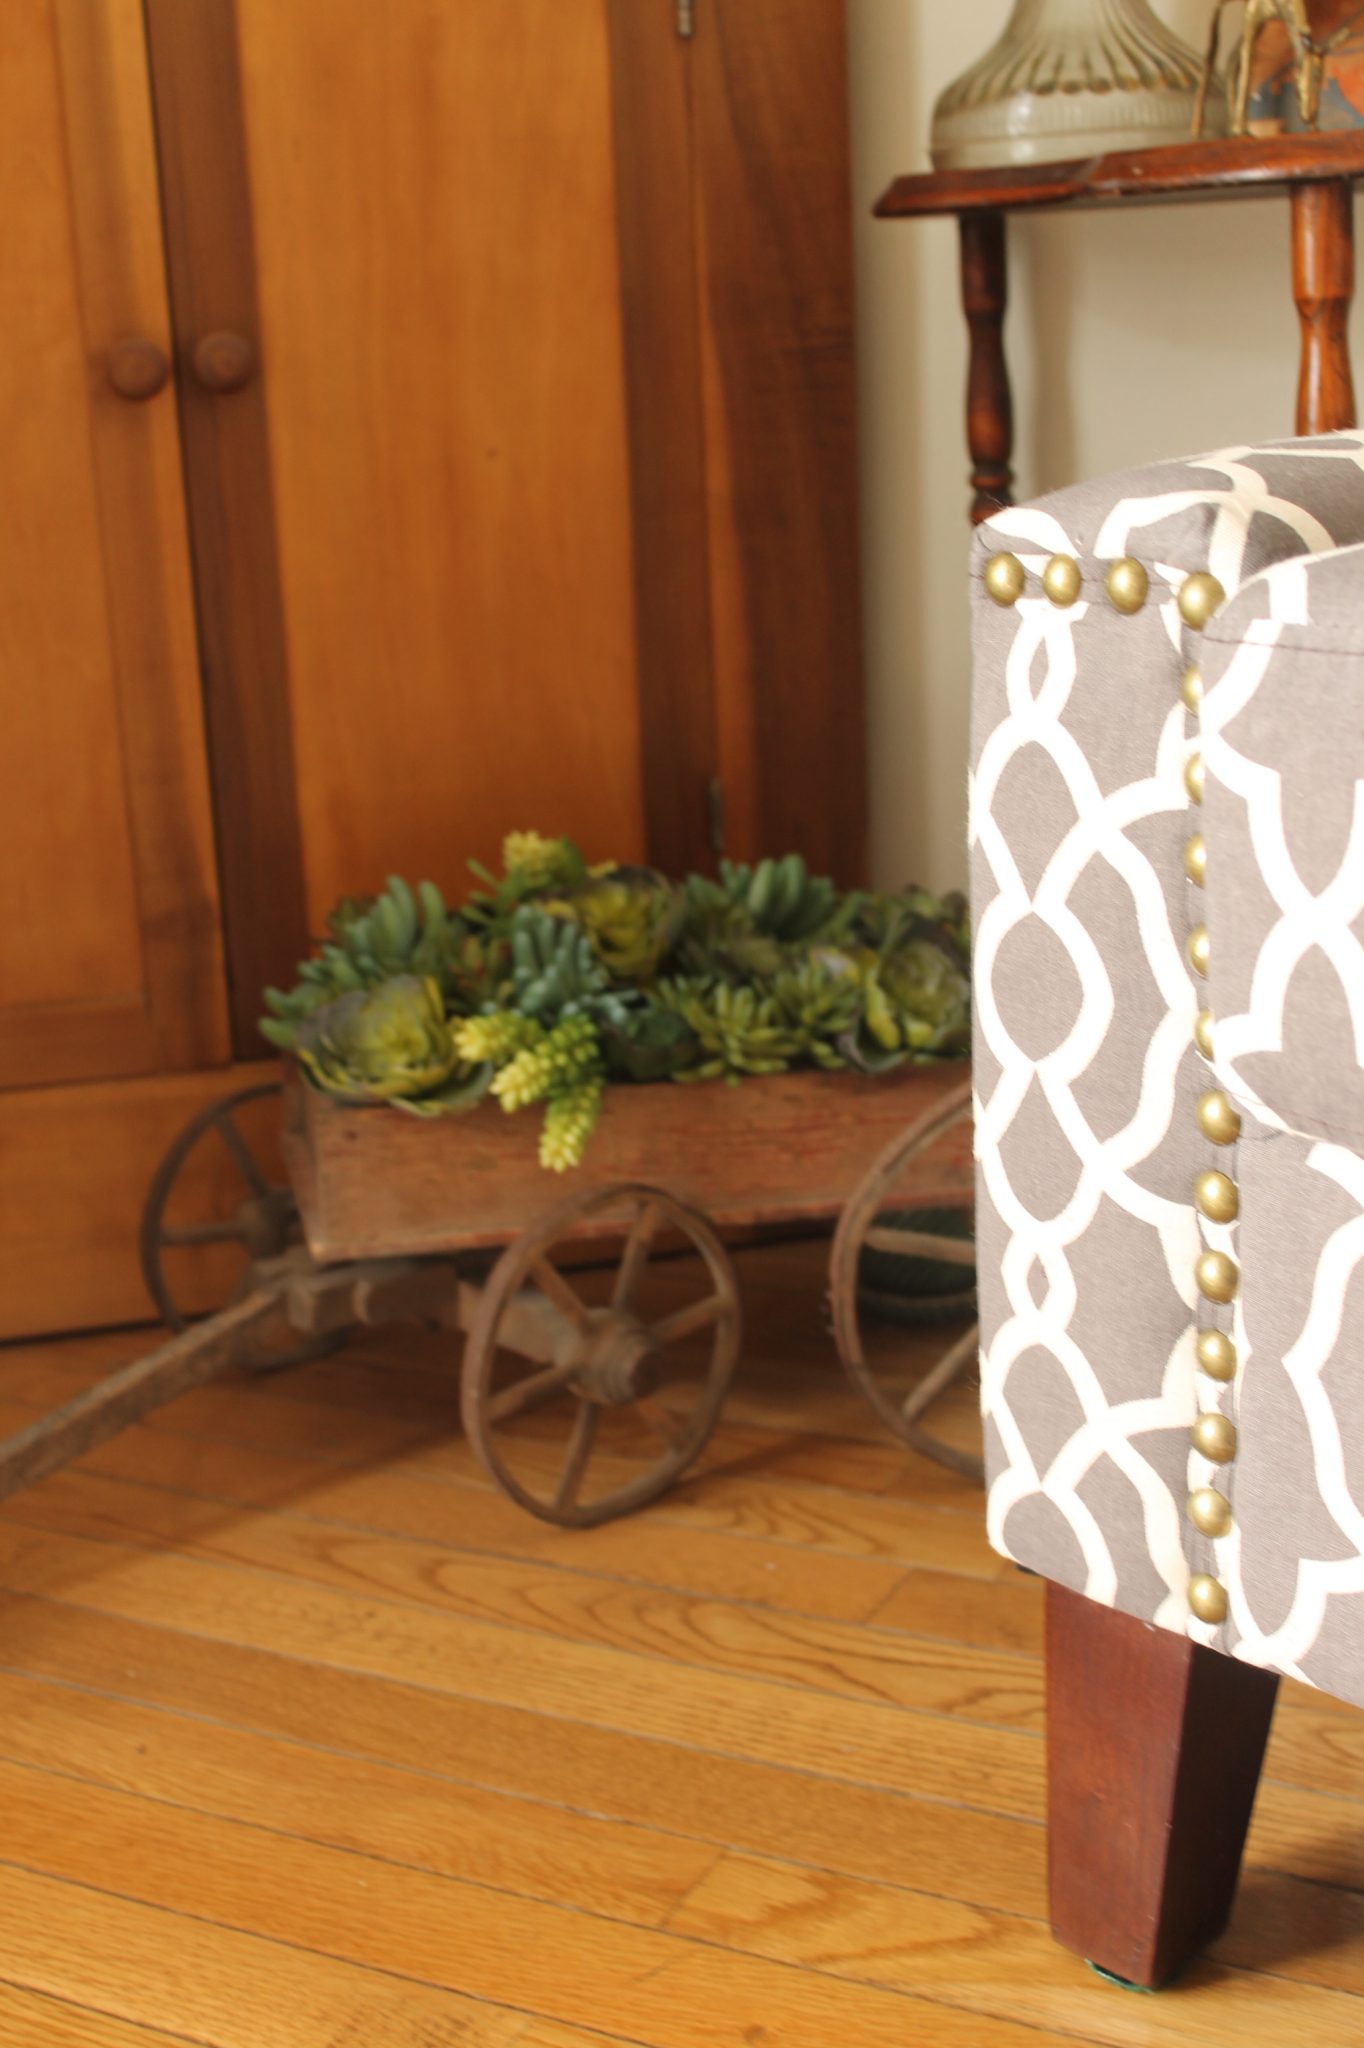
[{"xmin": 296, "ymin": 976, "xmax": 470, "ymax": 1107}]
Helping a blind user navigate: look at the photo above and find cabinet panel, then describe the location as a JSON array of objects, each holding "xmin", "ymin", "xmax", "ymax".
[
  {"xmin": 235, "ymin": 0, "xmax": 647, "ymax": 927},
  {"xmin": 0, "ymin": 0, "xmax": 227, "ymax": 1088},
  {"xmin": 693, "ymin": 0, "xmax": 867, "ymax": 882}
]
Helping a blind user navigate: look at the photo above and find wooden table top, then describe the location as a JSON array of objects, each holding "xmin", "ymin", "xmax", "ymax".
[{"xmin": 878, "ymin": 129, "xmax": 1364, "ymax": 220}]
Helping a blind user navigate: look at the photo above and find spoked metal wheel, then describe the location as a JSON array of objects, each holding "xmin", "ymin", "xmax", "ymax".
[
  {"xmin": 139, "ymin": 1082, "xmax": 332, "ymax": 1369},
  {"xmin": 461, "ymin": 1181, "xmax": 742, "ymax": 1527},
  {"xmin": 831, "ymin": 1076, "xmax": 982, "ymax": 1481}
]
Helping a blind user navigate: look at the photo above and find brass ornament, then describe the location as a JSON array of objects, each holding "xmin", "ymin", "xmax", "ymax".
[
  {"xmin": 1043, "ymin": 554, "xmax": 1083, "ymax": 607},
  {"xmin": 1184, "ymin": 834, "xmax": 1208, "ymax": 887},
  {"xmin": 1196, "ymin": 1250, "xmax": 1239, "ymax": 1304},
  {"xmin": 1185, "ymin": 753, "xmax": 1206, "ymax": 805},
  {"xmin": 1195, "ymin": 1169, "xmax": 1239, "ymax": 1225},
  {"xmin": 1197, "ymin": 1327, "xmax": 1238, "ymax": 1381},
  {"xmin": 1192, "ymin": 1409, "xmax": 1238, "ymax": 1462},
  {"xmin": 1105, "ymin": 557, "xmax": 1149, "ymax": 615},
  {"xmin": 1181, "ymin": 664, "xmax": 1204, "ymax": 712},
  {"xmin": 1178, "ymin": 572, "xmax": 1227, "ymax": 629},
  {"xmin": 1188, "ymin": 1573, "xmax": 1230, "ymax": 1625},
  {"xmin": 1195, "ymin": 1009, "xmax": 1215, "ymax": 1061},
  {"xmin": 1197, "ymin": 1089, "xmax": 1241, "ymax": 1146},
  {"xmin": 1187, "ymin": 924, "xmax": 1211, "ymax": 976},
  {"xmin": 1188, "ymin": 1487, "xmax": 1234, "ymax": 1540},
  {"xmin": 984, "ymin": 553, "xmax": 1026, "ymax": 607}
]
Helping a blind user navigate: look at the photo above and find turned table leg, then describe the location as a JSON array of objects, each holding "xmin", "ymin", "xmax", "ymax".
[
  {"xmin": 1045, "ymin": 1581, "xmax": 1279, "ymax": 1989},
  {"xmin": 1293, "ymin": 179, "xmax": 1358, "ymax": 435},
  {"xmin": 960, "ymin": 210, "xmax": 1014, "ymax": 524}
]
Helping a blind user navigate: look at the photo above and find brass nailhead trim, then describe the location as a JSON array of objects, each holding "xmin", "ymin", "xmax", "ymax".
[
  {"xmin": 1189, "ymin": 1574, "xmax": 1229, "ymax": 1625},
  {"xmin": 1043, "ymin": 554, "xmax": 1082, "ymax": 607},
  {"xmin": 984, "ymin": 553, "xmax": 1025, "ymax": 607},
  {"xmin": 1197, "ymin": 1328, "xmax": 1238, "ymax": 1381},
  {"xmin": 1105, "ymin": 557, "xmax": 1149, "ymax": 615}
]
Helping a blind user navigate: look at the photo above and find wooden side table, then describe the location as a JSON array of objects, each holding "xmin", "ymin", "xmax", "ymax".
[{"xmin": 877, "ymin": 131, "xmax": 1364, "ymax": 523}]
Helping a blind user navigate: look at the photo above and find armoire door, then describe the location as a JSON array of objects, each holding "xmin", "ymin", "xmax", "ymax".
[
  {"xmin": 0, "ymin": 0, "xmax": 228, "ymax": 1090},
  {"xmin": 144, "ymin": 0, "xmax": 865, "ymax": 1054},
  {"xmin": 147, "ymin": 0, "xmax": 650, "ymax": 1050}
]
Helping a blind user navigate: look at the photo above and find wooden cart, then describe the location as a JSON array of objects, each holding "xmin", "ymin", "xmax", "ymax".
[{"xmin": 0, "ymin": 1064, "xmax": 975, "ymax": 1526}]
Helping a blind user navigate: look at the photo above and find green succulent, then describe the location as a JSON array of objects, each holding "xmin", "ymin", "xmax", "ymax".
[
  {"xmin": 655, "ymin": 977, "xmax": 805, "ymax": 1082},
  {"xmin": 259, "ymin": 876, "xmax": 466, "ymax": 1051},
  {"xmin": 717, "ymin": 854, "xmax": 839, "ymax": 941},
  {"xmin": 295, "ymin": 976, "xmax": 478, "ymax": 1109},
  {"xmin": 508, "ymin": 905, "xmax": 639, "ymax": 1032},
  {"xmin": 540, "ymin": 1075, "xmax": 605, "ymax": 1172},
  {"xmin": 843, "ymin": 940, "xmax": 971, "ymax": 1073},
  {"xmin": 772, "ymin": 954, "xmax": 861, "ymax": 1069},
  {"xmin": 490, "ymin": 1013, "xmax": 603, "ymax": 1111},
  {"xmin": 548, "ymin": 866, "xmax": 681, "ymax": 985}
]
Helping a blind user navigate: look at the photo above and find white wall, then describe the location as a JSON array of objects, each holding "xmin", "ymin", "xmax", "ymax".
[{"xmin": 848, "ymin": 0, "xmax": 1364, "ymax": 892}]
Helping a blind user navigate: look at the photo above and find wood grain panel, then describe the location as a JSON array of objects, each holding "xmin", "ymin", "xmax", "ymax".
[
  {"xmin": 286, "ymin": 1063, "xmax": 971, "ymax": 1263},
  {"xmin": 142, "ymin": 0, "xmax": 310, "ymax": 1053},
  {"xmin": 0, "ymin": 1, "xmax": 227, "ymax": 1085},
  {"xmin": 232, "ymin": 0, "xmax": 646, "ymax": 922},
  {"xmin": 0, "ymin": 1062, "xmax": 278, "ymax": 1340},
  {"xmin": 692, "ymin": 0, "xmax": 867, "ymax": 882},
  {"xmin": 606, "ymin": 0, "xmax": 720, "ymax": 876}
]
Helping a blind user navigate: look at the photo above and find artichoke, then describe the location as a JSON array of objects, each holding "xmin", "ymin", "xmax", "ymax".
[{"xmin": 296, "ymin": 976, "xmax": 468, "ymax": 1105}]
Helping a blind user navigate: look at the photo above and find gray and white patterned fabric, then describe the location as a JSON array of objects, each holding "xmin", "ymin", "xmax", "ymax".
[{"xmin": 970, "ymin": 431, "xmax": 1364, "ymax": 1703}]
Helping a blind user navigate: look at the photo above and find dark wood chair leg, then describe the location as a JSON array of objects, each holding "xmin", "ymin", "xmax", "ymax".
[{"xmin": 1046, "ymin": 1580, "xmax": 1279, "ymax": 1990}]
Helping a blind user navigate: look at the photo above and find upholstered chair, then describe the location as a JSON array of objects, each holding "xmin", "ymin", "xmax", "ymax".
[{"xmin": 971, "ymin": 430, "xmax": 1364, "ymax": 1988}]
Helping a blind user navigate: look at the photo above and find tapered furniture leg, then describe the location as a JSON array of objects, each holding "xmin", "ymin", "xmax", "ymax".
[{"xmin": 1045, "ymin": 1581, "xmax": 1279, "ymax": 1989}]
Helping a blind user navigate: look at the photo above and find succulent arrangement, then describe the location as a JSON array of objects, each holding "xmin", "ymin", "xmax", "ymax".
[{"xmin": 261, "ymin": 834, "xmax": 969, "ymax": 1171}]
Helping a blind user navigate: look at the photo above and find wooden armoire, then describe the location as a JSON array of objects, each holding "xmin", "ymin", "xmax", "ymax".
[{"xmin": 2, "ymin": 0, "xmax": 865, "ymax": 1340}]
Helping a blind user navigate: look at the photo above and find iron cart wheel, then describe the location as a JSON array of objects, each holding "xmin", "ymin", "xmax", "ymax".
[
  {"xmin": 461, "ymin": 1181, "xmax": 742, "ymax": 1527},
  {"xmin": 830, "ymin": 1076, "xmax": 982, "ymax": 1481},
  {"xmin": 139, "ymin": 1082, "xmax": 334, "ymax": 1370}
]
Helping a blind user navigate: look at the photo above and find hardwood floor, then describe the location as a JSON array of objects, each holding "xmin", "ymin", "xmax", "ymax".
[{"xmin": 0, "ymin": 1240, "xmax": 1361, "ymax": 2045}]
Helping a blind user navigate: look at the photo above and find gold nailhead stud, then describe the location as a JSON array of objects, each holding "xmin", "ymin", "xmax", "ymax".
[
  {"xmin": 1194, "ymin": 1009, "xmax": 1215, "ymax": 1060},
  {"xmin": 1195, "ymin": 1169, "xmax": 1239, "ymax": 1225},
  {"xmin": 1179, "ymin": 572, "xmax": 1227, "ymax": 630},
  {"xmin": 1189, "ymin": 1574, "xmax": 1229, "ymax": 1625},
  {"xmin": 1192, "ymin": 1410, "xmax": 1238, "ymax": 1462},
  {"xmin": 1184, "ymin": 834, "xmax": 1207, "ymax": 887},
  {"xmin": 1105, "ymin": 557, "xmax": 1149, "ymax": 615},
  {"xmin": 1196, "ymin": 1250, "xmax": 1239, "ymax": 1304},
  {"xmin": 1181, "ymin": 664, "xmax": 1204, "ymax": 712},
  {"xmin": 1043, "ymin": 554, "xmax": 1083, "ymax": 607},
  {"xmin": 1197, "ymin": 1328, "xmax": 1238, "ymax": 1381},
  {"xmin": 1187, "ymin": 924, "xmax": 1211, "ymax": 976},
  {"xmin": 984, "ymin": 553, "xmax": 1026, "ymax": 607},
  {"xmin": 1189, "ymin": 1488, "xmax": 1234, "ymax": 1540},
  {"xmin": 1197, "ymin": 1089, "xmax": 1241, "ymax": 1145},
  {"xmin": 1184, "ymin": 753, "xmax": 1205, "ymax": 804}
]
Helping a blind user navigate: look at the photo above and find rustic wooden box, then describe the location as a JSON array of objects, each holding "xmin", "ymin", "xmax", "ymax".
[{"xmin": 283, "ymin": 1063, "xmax": 973, "ymax": 1266}]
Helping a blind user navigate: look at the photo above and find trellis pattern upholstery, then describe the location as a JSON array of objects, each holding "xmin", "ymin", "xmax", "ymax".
[{"xmin": 970, "ymin": 431, "xmax": 1364, "ymax": 1704}]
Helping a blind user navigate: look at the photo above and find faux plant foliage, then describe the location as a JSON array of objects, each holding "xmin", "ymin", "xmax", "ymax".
[{"xmin": 262, "ymin": 833, "xmax": 969, "ymax": 1169}]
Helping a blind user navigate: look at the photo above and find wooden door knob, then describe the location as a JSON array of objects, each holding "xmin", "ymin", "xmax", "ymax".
[
  {"xmin": 107, "ymin": 338, "xmax": 171, "ymax": 401},
  {"xmin": 192, "ymin": 330, "xmax": 257, "ymax": 394}
]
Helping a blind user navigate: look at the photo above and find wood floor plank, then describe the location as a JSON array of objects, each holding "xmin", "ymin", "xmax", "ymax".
[
  {"xmin": 0, "ymin": 1459, "xmax": 913, "ymax": 1629},
  {"xmin": 0, "ymin": 1384, "xmax": 1000, "ymax": 1576},
  {"xmin": 0, "ymin": 1471, "xmax": 1043, "ymax": 1719},
  {"xmin": 0, "ymin": 1668, "xmax": 716, "ymax": 1931},
  {"xmin": 667, "ymin": 1850, "xmax": 1364, "ymax": 2041},
  {"xmin": 0, "ymin": 1521, "xmax": 1047, "ymax": 1814},
  {"xmin": 0, "ymin": 1862, "xmax": 528, "ymax": 2048},
  {"xmin": 2, "ymin": 1253, "xmax": 1362, "ymax": 2044},
  {"xmin": 0, "ymin": 1981, "xmax": 205, "ymax": 2048},
  {"xmin": 0, "ymin": 1600, "xmax": 1053, "ymax": 1913},
  {"xmin": 0, "ymin": 1772, "xmax": 1080, "ymax": 2048}
]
